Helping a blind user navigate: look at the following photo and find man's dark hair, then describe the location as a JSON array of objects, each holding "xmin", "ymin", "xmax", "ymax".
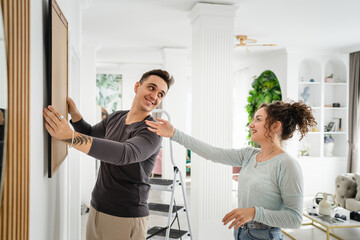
[{"xmin": 139, "ymin": 69, "xmax": 174, "ymax": 90}]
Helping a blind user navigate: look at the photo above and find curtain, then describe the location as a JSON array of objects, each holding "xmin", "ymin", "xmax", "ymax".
[{"xmin": 347, "ymin": 51, "xmax": 360, "ymax": 173}]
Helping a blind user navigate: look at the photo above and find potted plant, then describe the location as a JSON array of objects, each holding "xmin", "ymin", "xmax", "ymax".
[
  {"xmin": 299, "ymin": 140, "xmax": 310, "ymax": 156},
  {"xmin": 324, "ymin": 134, "xmax": 335, "ymax": 157},
  {"xmin": 325, "ymin": 74, "xmax": 334, "ymax": 83}
]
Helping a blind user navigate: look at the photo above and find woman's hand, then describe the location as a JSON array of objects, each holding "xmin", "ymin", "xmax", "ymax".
[
  {"xmin": 145, "ymin": 118, "xmax": 175, "ymax": 138},
  {"xmin": 222, "ymin": 208, "xmax": 255, "ymax": 229},
  {"xmin": 43, "ymin": 105, "xmax": 73, "ymax": 142},
  {"xmin": 67, "ymin": 97, "xmax": 82, "ymax": 122}
]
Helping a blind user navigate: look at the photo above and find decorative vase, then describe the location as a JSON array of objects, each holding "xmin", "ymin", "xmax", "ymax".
[
  {"xmin": 325, "ymin": 77, "xmax": 334, "ymax": 83},
  {"xmin": 313, "ymin": 192, "xmax": 337, "ymax": 216},
  {"xmin": 324, "ymin": 142, "xmax": 334, "ymax": 157}
]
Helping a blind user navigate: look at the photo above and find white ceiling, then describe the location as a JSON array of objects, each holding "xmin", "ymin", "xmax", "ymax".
[{"xmin": 82, "ymin": 0, "xmax": 360, "ymax": 64}]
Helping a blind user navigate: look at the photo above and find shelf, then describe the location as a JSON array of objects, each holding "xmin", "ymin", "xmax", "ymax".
[
  {"xmin": 322, "ymin": 156, "xmax": 347, "ymax": 159},
  {"xmin": 299, "ymin": 156, "xmax": 347, "ymax": 159},
  {"xmin": 324, "ymin": 82, "xmax": 347, "ymax": 86},
  {"xmin": 324, "ymin": 107, "xmax": 347, "ymax": 110},
  {"xmin": 307, "ymin": 131, "xmax": 346, "ymax": 135},
  {"xmin": 324, "ymin": 132, "xmax": 346, "ymax": 135},
  {"xmin": 298, "ymin": 57, "xmax": 348, "ymax": 161},
  {"xmin": 298, "ymin": 156, "xmax": 320, "ymax": 159},
  {"xmin": 299, "ymin": 82, "xmax": 321, "ymax": 85},
  {"xmin": 307, "ymin": 132, "xmax": 321, "ymax": 135}
]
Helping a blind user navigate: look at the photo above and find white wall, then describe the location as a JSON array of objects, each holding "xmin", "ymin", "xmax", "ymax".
[
  {"xmin": 233, "ymin": 50, "xmax": 288, "ymax": 147},
  {"xmin": 232, "ymin": 67, "xmax": 251, "ymax": 148},
  {"xmin": 242, "ymin": 50, "xmax": 288, "ymax": 100},
  {"xmin": 30, "ymin": 0, "xmax": 82, "ymax": 239},
  {"xmin": 80, "ymin": 45, "xmax": 98, "ymax": 206}
]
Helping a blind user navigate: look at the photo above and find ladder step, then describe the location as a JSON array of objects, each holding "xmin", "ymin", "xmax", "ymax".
[
  {"xmin": 150, "ymin": 178, "xmax": 180, "ymax": 191},
  {"xmin": 147, "ymin": 226, "xmax": 189, "ymax": 239},
  {"xmin": 149, "ymin": 203, "xmax": 185, "ymax": 217}
]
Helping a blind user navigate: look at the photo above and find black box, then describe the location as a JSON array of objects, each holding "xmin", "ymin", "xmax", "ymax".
[{"xmin": 350, "ymin": 211, "xmax": 360, "ymax": 221}]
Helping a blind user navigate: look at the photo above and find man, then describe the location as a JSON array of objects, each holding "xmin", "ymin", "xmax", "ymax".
[{"xmin": 43, "ymin": 69, "xmax": 174, "ymax": 240}]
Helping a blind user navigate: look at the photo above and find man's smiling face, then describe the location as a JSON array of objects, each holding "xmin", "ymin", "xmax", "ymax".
[{"xmin": 134, "ymin": 75, "xmax": 168, "ymax": 112}]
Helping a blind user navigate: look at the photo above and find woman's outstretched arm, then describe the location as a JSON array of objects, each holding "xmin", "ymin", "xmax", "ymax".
[{"xmin": 146, "ymin": 118, "xmax": 252, "ymax": 166}]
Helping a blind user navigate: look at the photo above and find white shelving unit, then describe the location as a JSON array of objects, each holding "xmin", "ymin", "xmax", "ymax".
[
  {"xmin": 281, "ymin": 53, "xmax": 350, "ymax": 197},
  {"xmin": 297, "ymin": 57, "xmax": 348, "ymax": 159}
]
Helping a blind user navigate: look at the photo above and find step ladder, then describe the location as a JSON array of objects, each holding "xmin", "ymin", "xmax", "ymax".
[{"xmin": 147, "ymin": 110, "xmax": 193, "ymax": 240}]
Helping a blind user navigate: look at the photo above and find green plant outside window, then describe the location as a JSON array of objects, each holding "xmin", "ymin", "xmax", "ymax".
[
  {"xmin": 245, "ymin": 70, "xmax": 282, "ymax": 147},
  {"xmin": 96, "ymin": 73, "xmax": 122, "ymax": 113}
]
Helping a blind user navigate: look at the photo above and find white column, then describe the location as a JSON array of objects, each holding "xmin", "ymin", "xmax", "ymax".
[
  {"xmin": 68, "ymin": 49, "xmax": 82, "ymax": 240},
  {"xmin": 80, "ymin": 45, "xmax": 98, "ymax": 205},
  {"xmin": 162, "ymin": 48, "xmax": 189, "ymax": 204},
  {"xmin": 189, "ymin": 3, "xmax": 236, "ymax": 239}
]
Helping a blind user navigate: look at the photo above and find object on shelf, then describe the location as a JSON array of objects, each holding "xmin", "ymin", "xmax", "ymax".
[
  {"xmin": 319, "ymin": 215, "xmax": 338, "ymax": 223},
  {"xmin": 324, "ymin": 142, "xmax": 334, "ymax": 157},
  {"xmin": 312, "ymin": 128, "xmax": 317, "ymax": 132},
  {"xmin": 325, "ymin": 73, "xmax": 343, "ymax": 83},
  {"xmin": 324, "ymin": 134, "xmax": 335, "ymax": 157},
  {"xmin": 309, "ymin": 78, "xmax": 315, "ymax": 82},
  {"xmin": 332, "ymin": 103, "xmax": 341, "ymax": 107},
  {"xmin": 313, "ymin": 192, "xmax": 337, "ymax": 216},
  {"xmin": 325, "ymin": 122, "xmax": 336, "ymax": 132},
  {"xmin": 301, "ymin": 86, "xmax": 310, "ymax": 105},
  {"xmin": 325, "ymin": 74, "xmax": 334, "ymax": 83},
  {"xmin": 327, "ymin": 119, "xmax": 341, "ymax": 132},
  {"xmin": 324, "ymin": 134, "xmax": 334, "ymax": 143},
  {"xmin": 299, "ymin": 140, "xmax": 310, "ymax": 156},
  {"xmin": 334, "ymin": 213, "xmax": 347, "ymax": 221},
  {"xmin": 350, "ymin": 211, "xmax": 360, "ymax": 222},
  {"xmin": 307, "ymin": 202, "xmax": 318, "ymax": 215},
  {"xmin": 334, "ymin": 118, "xmax": 342, "ymax": 131}
]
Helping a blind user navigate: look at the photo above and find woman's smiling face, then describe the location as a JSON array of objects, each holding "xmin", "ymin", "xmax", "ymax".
[{"xmin": 249, "ymin": 107, "xmax": 269, "ymax": 143}]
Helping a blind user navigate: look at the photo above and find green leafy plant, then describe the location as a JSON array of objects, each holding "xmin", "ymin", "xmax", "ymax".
[
  {"xmin": 245, "ymin": 70, "xmax": 282, "ymax": 146},
  {"xmin": 96, "ymin": 74, "xmax": 122, "ymax": 113}
]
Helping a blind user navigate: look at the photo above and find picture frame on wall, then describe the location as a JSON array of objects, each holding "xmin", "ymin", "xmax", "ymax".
[{"xmin": 47, "ymin": 0, "xmax": 68, "ymax": 178}]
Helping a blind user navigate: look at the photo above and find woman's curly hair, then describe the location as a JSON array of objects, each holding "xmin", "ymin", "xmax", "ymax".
[{"xmin": 259, "ymin": 101, "xmax": 317, "ymax": 141}]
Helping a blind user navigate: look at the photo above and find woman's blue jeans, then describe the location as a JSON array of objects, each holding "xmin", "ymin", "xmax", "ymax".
[{"xmin": 234, "ymin": 227, "xmax": 284, "ymax": 240}]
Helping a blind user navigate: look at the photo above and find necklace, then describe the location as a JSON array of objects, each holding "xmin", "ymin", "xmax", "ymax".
[{"xmin": 255, "ymin": 147, "xmax": 278, "ymax": 168}]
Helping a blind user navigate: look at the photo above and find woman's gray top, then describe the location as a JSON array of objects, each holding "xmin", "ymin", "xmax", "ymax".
[{"xmin": 172, "ymin": 129, "xmax": 303, "ymax": 228}]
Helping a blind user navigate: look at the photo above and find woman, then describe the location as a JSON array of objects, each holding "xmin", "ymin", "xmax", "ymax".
[{"xmin": 145, "ymin": 101, "xmax": 316, "ymax": 240}]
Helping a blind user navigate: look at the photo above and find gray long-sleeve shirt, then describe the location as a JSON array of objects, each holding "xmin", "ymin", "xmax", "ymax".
[
  {"xmin": 172, "ymin": 129, "xmax": 303, "ymax": 229},
  {"xmin": 71, "ymin": 110, "xmax": 162, "ymax": 217}
]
